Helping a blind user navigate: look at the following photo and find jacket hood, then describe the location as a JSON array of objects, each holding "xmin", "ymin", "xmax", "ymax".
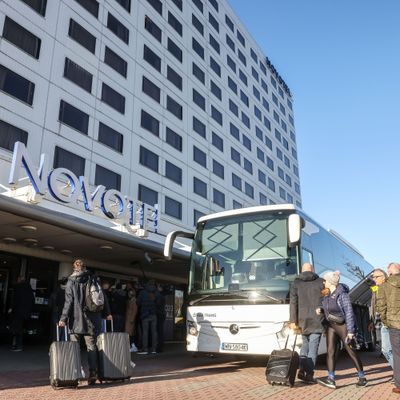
[
  {"xmin": 69, "ymin": 269, "xmax": 90, "ymax": 284},
  {"xmin": 335, "ymin": 283, "xmax": 350, "ymax": 295},
  {"xmin": 298, "ymin": 271, "xmax": 320, "ymax": 281},
  {"xmin": 387, "ymin": 274, "xmax": 400, "ymax": 288}
]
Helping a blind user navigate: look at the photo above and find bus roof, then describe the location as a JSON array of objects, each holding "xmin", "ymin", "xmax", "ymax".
[{"xmin": 197, "ymin": 204, "xmax": 297, "ymax": 223}]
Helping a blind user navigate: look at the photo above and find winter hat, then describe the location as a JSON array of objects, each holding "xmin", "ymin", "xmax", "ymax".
[{"xmin": 323, "ymin": 271, "xmax": 340, "ymax": 286}]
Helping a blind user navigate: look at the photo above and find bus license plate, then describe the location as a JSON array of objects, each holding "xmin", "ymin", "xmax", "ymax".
[{"xmin": 222, "ymin": 343, "xmax": 248, "ymax": 351}]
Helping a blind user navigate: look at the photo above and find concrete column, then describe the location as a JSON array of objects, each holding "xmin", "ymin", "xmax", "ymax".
[{"xmin": 58, "ymin": 262, "xmax": 72, "ymax": 279}]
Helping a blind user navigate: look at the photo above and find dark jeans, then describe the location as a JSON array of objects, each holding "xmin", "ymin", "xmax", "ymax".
[
  {"xmin": 300, "ymin": 333, "xmax": 321, "ymax": 375},
  {"xmin": 389, "ymin": 328, "xmax": 400, "ymax": 388},
  {"xmin": 326, "ymin": 323, "xmax": 363, "ymax": 373},
  {"xmin": 70, "ymin": 333, "xmax": 98, "ymax": 374},
  {"xmin": 141, "ymin": 314, "xmax": 157, "ymax": 352},
  {"xmin": 10, "ymin": 317, "xmax": 24, "ymax": 349},
  {"xmin": 157, "ymin": 315, "xmax": 165, "ymax": 352}
]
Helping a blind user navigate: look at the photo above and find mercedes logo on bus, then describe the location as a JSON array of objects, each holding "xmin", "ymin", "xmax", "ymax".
[{"xmin": 229, "ymin": 324, "xmax": 239, "ymax": 335}]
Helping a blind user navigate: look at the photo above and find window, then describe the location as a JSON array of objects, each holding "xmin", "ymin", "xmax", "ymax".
[
  {"xmin": 213, "ymin": 188, "xmax": 225, "ymax": 207},
  {"xmin": 59, "ymin": 100, "xmax": 88, "ymax": 134},
  {"xmin": 144, "ymin": 15, "xmax": 162, "ymax": 42},
  {"xmin": 225, "ymin": 14, "xmax": 234, "ymax": 31},
  {"xmin": 165, "ymin": 161, "xmax": 182, "ymax": 185},
  {"xmin": 210, "ymin": 57, "xmax": 221, "ymax": 76},
  {"xmin": 265, "ymin": 136, "xmax": 272, "ymax": 150},
  {"xmin": 192, "ymin": 14, "xmax": 204, "ymax": 35},
  {"xmin": 257, "ymin": 148, "xmax": 265, "ymax": 162},
  {"xmin": 295, "ymin": 182, "xmax": 301, "ymax": 195},
  {"xmin": 241, "ymin": 112, "xmax": 250, "ymax": 129},
  {"xmin": 74, "ymin": 0, "xmax": 98, "ymax": 18},
  {"xmin": 280, "ymin": 103, "xmax": 286, "ymax": 115},
  {"xmin": 255, "ymin": 126, "xmax": 263, "ymax": 141},
  {"xmin": 21, "ymin": 0, "xmax": 47, "ymax": 16},
  {"xmin": 293, "ymin": 165, "xmax": 299, "ymax": 177},
  {"xmin": 115, "ymin": 0, "xmax": 131, "ymax": 12},
  {"xmin": 211, "ymin": 106, "xmax": 222, "ymax": 125},
  {"xmin": 192, "ymin": 37, "xmax": 204, "ymax": 59},
  {"xmin": 194, "ymin": 209, "xmax": 205, "ymax": 225},
  {"xmin": 192, "ymin": 0, "xmax": 203, "ymax": 13},
  {"xmin": 239, "ymin": 70, "xmax": 247, "ymax": 86},
  {"xmin": 268, "ymin": 177, "xmax": 275, "ymax": 192},
  {"xmin": 166, "ymin": 95, "xmax": 183, "ymax": 119},
  {"xmin": 233, "ymin": 200, "xmax": 242, "ymax": 209},
  {"xmin": 193, "ymin": 177, "xmax": 207, "ymax": 198},
  {"xmin": 267, "ymin": 157, "xmax": 274, "ymax": 171},
  {"xmin": 279, "ymin": 187, "xmax": 286, "ymax": 200},
  {"xmin": 227, "ymin": 55, "xmax": 236, "ymax": 72},
  {"xmin": 259, "ymin": 192, "xmax": 267, "ymax": 205},
  {"xmin": 192, "ymin": 63, "xmax": 205, "ymax": 84},
  {"xmin": 143, "ymin": 45, "xmax": 161, "ymax": 72},
  {"xmin": 226, "ymin": 34, "xmax": 235, "ymax": 51},
  {"xmin": 212, "ymin": 132, "xmax": 224, "ymax": 151},
  {"xmin": 231, "ymin": 147, "xmax": 240, "ymax": 165},
  {"xmin": 232, "ymin": 173, "xmax": 241, "ymax": 191},
  {"xmin": 0, "ymin": 120, "xmax": 28, "ymax": 151},
  {"xmin": 292, "ymin": 148, "xmax": 297, "ymax": 159},
  {"xmin": 139, "ymin": 146, "xmax": 159, "ymax": 172},
  {"xmin": 167, "ymin": 38, "xmax": 182, "ymax": 62},
  {"xmin": 279, "ymin": 87, "xmax": 284, "ymax": 98},
  {"xmin": 54, "ymin": 146, "xmax": 85, "ymax": 177},
  {"xmin": 210, "ymin": 81, "xmax": 222, "ymax": 100},
  {"xmin": 168, "ymin": 11, "xmax": 182, "ymax": 36},
  {"xmin": 193, "ymin": 146, "xmax": 207, "ymax": 168},
  {"xmin": 284, "ymin": 156, "xmax": 291, "ymax": 169},
  {"xmin": 278, "ymin": 167, "xmax": 284, "ymax": 180},
  {"xmin": 209, "ymin": 13, "xmax": 219, "ymax": 32},
  {"xmin": 146, "ymin": 0, "xmax": 162, "ymax": 15},
  {"xmin": 209, "ymin": 34, "xmax": 220, "ymax": 54},
  {"xmin": 243, "ymin": 158, "xmax": 253, "ymax": 174},
  {"xmin": 68, "ymin": 19, "xmax": 96, "ymax": 54},
  {"xmin": 165, "ymin": 197, "xmax": 182, "ymax": 220},
  {"xmin": 208, "ymin": 0, "xmax": 218, "ymax": 11},
  {"xmin": 289, "ymin": 115, "xmax": 294, "ymax": 126},
  {"xmin": 251, "ymin": 67, "xmax": 259, "ymax": 81},
  {"xmin": 230, "ymin": 123, "xmax": 239, "ymax": 140},
  {"xmin": 212, "ymin": 159, "xmax": 224, "ymax": 179},
  {"xmin": 262, "ymin": 97, "xmax": 269, "ymax": 111},
  {"xmin": 193, "ymin": 116, "xmax": 206, "ymax": 138},
  {"xmin": 238, "ymin": 49, "xmax": 246, "ymax": 66},
  {"xmin": 101, "ymin": 83, "xmax": 125, "ymax": 113},
  {"xmin": 0, "ymin": 64, "xmax": 35, "ymax": 105},
  {"xmin": 283, "ymin": 137, "xmax": 289, "ymax": 150},
  {"xmin": 193, "ymin": 89, "xmax": 206, "ymax": 110},
  {"xmin": 171, "ymin": 0, "xmax": 183, "ymax": 11},
  {"xmin": 107, "ymin": 13, "xmax": 129, "ymax": 44},
  {"xmin": 287, "ymin": 99, "xmax": 293, "ymax": 110},
  {"xmin": 281, "ymin": 120, "xmax": 287, "ymax": 132},
  {"xmin": 260, "ymin": 62, "xmax": 266, "ymax": 75},
  {"xmin": 104, "ymin": 47, "xmax": 127, "ymax": 77},
  {"xmin": 264, "ymin": 116, "xmax": 271, "ymax": 130},
  {"xmin": 240, "ymin": 90, "xmax": 249, "ymax": 107},
  {"xmin": 64, "ymin": 58, "xmax": 92, "ymax": 93},
  {"xmin": 273, "ymin": 111, "xmax": 280, "ymax": 124},
  {"xmin": 138, "ymin": 184, "xmax": 158, "ymax": 206},
  {"xmin": 166, "ymin": 127, "xmax": 182, "ymax": 151},
  {"xmin": 228, "ymin": 77, "xmax": 237, "ymax": 94},
  {"xmin": 3, "ymin": 17, "xmax": 41, "ymax": 59},
  {"xmin": 277, "ymin": 148, "xmax": 283, "ymax": 161},
  {"xmin": 285, "ymin": 174, "xmax": 292, "ymax": 186},
  {"xmin": 290, "ymin": 131, "xmax": 296, "ymax": 142},
  {"xmin": 242, "ymin": 134, "xmax": 251, "ymax": 151},
  {"xmin": 250, "ymin": 48, "xmax": 258, "ymax": 63},
  {"xmin": 254, "ymin": 106, "xmax": 262, "ymax": 121},
  {"xmin": 253, "ymin": 86, "xmax": 260, "ymax": 100},
  {"xmin": 229, "ymin": 99, "xmax": 238, "ymax": 116},
  {"xmin": 237, "ymin": 30, "xmax": 245, "ymax": 47},
  {"xmin": 287, "ymin": 194, "xmax": 293, "ymax": 204},
  {"xmin": 141, "ymin": 110, "xmax": 159, "ymax": 136},
  {"xmin": 275, "ymin": 129, "xmax": 281, "ymax": 142},
  {"xmin": 258, "ymin": 170, "xmax": 266, "ymax": 185},
  {"xmin": 142, "ymin": 76, "xmax": 160, "ymax": 102},
  {"xmin": 261, "ymin": 79, "xmax": 268, "ymax": 93},
  {"xmin": 98, "ymin": 122, "xmax": 123, "ymax": 153},
  {"xmin": 244, "ymin": 182, "xmax": 254, "ymax": 198},
  {"xmin": 167, "ymin": 66, "xmax": 182, "ymax": 90}
]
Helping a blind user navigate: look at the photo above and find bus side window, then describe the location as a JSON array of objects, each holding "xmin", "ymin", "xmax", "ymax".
[{"xmin": 301, "ymin": 248, "xmax": 314, "ymax": 266}]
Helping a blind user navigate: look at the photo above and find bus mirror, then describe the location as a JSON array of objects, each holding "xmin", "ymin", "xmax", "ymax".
[
  {"xmin": 288, "ymin": 214, "xmax": 303, "ymax": 247},
  {"xmin": 164, "ymin": 231, "xmax": 195, "ymax": 260}
]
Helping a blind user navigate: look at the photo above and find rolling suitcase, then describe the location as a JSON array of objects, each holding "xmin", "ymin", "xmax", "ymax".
[
  {"xmin": 97, "ymin": 320, "xmax": 132, "ymax": 383},
  {"xmin": 49, "ymin": 325, "xmax": 82, "ymax": 389},
  {"xmin": 266, "ymin": 334, "xmax": 299, "ymax": 387}
]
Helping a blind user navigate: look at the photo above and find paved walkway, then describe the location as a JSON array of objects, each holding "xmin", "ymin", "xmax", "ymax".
[{"xmin": 0, "ymin": 344, "xmax": 397, "ymax": 400}]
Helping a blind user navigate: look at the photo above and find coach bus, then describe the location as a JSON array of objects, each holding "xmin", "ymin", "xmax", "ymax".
[{"xmin": 164, "ymin": 205, "xmax": 373, "ymax": 355}]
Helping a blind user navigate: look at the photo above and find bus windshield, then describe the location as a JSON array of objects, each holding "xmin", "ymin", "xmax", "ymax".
[{"xmin": 189, "ymin": 212, "xmax": 299, "ymax": 301}]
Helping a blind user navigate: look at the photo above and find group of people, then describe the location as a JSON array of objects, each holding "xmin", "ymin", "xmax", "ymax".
[{"xmin": 290, "ymin": 261, "xmax": 400, "ymax": 394}]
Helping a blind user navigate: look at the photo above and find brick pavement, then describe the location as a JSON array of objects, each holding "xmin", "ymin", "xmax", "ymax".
[{"xmin": 0, "ymin": 345, "xmax": 398, "ymax": 400}]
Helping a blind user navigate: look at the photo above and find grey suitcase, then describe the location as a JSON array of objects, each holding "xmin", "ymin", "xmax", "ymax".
[
  {"xmin": 97, "ymin": 320, "xmax": 132, "ymax": 382},
  {"xmin": 49, "ymin": 326, "xmax": 81, "ymax": 389}
]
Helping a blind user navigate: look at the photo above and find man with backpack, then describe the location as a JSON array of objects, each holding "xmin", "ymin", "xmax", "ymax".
[{"xmin": 59, "ymin": 259, "xmax": 112, "ymax": 385}]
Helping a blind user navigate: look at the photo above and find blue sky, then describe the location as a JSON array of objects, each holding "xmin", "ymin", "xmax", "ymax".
[{"xmin": 229, "ymin": 0, "xmax": 400, "ymax": 268}]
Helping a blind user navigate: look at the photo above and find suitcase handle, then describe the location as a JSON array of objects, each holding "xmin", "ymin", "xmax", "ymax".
[
  {"xmin": 102, "ymin": 319, "xmax": 114, "ymax": 333},
  {"xmin": 56, "ymin": 324, "xmax": 68, "ymax": 342},
  {"xmin": 284, "ymin": 333, "xmax": 297, "ymax": 352}
]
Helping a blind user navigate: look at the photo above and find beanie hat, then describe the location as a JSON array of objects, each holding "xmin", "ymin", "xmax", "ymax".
[{"xmin": 323, "ymin": 271, "xmax": 340, "ymax": 286}]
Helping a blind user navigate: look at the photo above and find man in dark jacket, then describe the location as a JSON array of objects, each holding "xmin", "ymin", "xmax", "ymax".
[
  {"xmin": 289, "ymin": 263, "xmax": 324, "ymax": 383},
  {"xmin": 9, "ymin": 276, "xmax": 34, "ymax": 351},
  {"xmin": 59, "ymin": 259, "xmax": 112, "ymax": 384}
]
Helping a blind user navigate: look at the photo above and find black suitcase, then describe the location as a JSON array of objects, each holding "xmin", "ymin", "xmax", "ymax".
[
  {"xmin": 49, "ymin": 325, "xmax": 82, "ymax": 389},
  {"xmin": 97, "ymin": 320, "xmax": 133, "ymax": 383},
  {"xmin": 266, "ymin": 335, "xmax": 299, "ymax": 387}
]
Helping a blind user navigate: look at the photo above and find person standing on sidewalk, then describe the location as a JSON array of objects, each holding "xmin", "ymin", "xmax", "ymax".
[
  {"xmin": 316, "ymin": 271, "xmax": 367, "ymax": 389},
  {"xmin": 59, "ymin": 259, "xmax": 112, "ymax": 385},
  {"xmin": 289, "ymin": 262, "xmax": 324, "ymax": 383},
  {"xmin": 368, "ymin": 268, "xmax": 393, "ymax": 370},
  {"xmin": 376, "ymin": 262, "xmax": 400, "ymax": 394}
]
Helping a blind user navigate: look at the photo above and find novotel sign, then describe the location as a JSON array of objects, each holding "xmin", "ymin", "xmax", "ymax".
[{"xmin": 8, "ymin": 142, "xmax": 158, "ymax": 235}]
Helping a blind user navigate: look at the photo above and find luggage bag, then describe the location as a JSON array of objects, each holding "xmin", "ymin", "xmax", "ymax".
[
  {"xmin": 97, "ymin": 320, "xmax": 132, "ymax": 382},
  {"xmin": 265, "ymin": 334, "xmax": 299, "ymax": 387},
  {"xmin": 49, "ymin": 325, "xmax": 82, "ymax": 389}
]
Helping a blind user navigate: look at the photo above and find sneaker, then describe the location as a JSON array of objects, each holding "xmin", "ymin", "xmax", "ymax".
[
  {"xmin": 10, "ymin": 347, "xmax": 23, "ymax": 352},
  {"xmin": 130, "ymin": 343, "xmax": 138, "ymax": 353},
  {"xmin": 317, "ymin": 376, "xmax": 336, "ymax": 389},
  {"xmin": 87, "ymin": 373, "xmax": 97, "ymax": 386},
  {"xmin": 356, "ymin": 377, "xmax": 368, "ymax": 387},
  {"xmin": 304, "ymin": 374, "xmax": 316, "ymax": 384},
  {"xmin": 137, "ymin": 351, "xmax": 148, "ymax": 355},
  {"xmin": 150, "ymin": 351, "xmax": 157, "ymax": 354}
]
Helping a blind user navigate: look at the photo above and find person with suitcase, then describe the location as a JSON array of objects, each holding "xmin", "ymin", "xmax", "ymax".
[
  {"xmin": 316, "ymin": 271, "xmax": 367, "ymax": 389},
  {"xmin": 289, "ymin": 262, "xmax": 324, "ymax": 383},
  {"xmin": 59, "ymin": 259, "xmax": 112, "ymax": 385}
]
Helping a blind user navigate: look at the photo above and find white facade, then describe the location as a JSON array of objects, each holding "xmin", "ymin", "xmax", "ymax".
[{"xmin": 0, "ymin": 0, "xmax": 301, "ymax": 236}]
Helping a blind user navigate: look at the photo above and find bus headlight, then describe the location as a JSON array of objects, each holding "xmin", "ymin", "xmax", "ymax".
[
  {"xmin": 188, "ymin": 321, "xmax": 198, "ymax": 336},
  {"xmin": 276, "ymin": 322, "xmax": 291, "ymax": 339}
]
